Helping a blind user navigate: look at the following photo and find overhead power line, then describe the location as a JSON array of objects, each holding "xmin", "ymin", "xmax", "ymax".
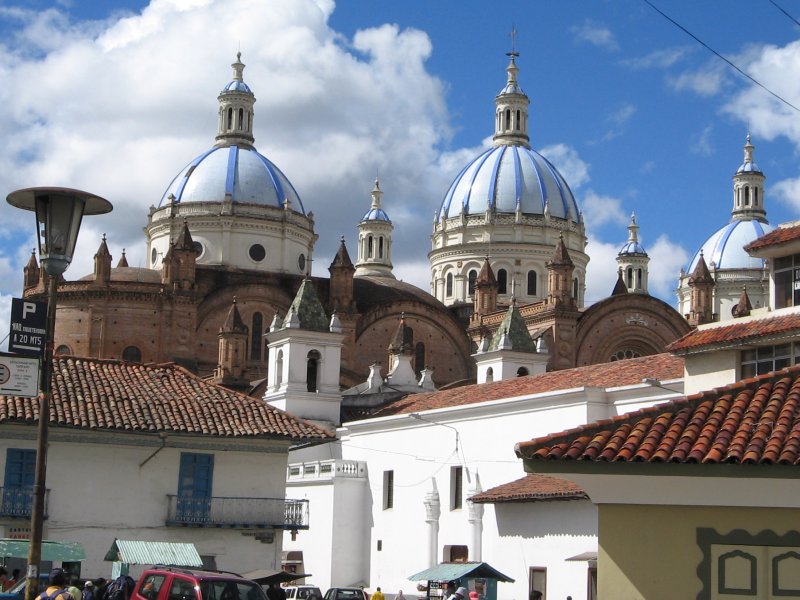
[
  {"xmin": 768, "ymin": 0, "xmax": 800, "ymax": 29},
  {"xmin": 643, "ymin": 0, "xmax": 800, "ymax": 114}
]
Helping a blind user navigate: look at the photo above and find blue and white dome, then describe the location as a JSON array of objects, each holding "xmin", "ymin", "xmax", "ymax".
[
  {"xmin": 158, "ymin": 145, "xmax": 305, "ymax": 213},
  {"xmin": 438, "ymin": 145, "xmax": 580, "ymax": 222},
  {"xmin": 688, "ymin": 219, "xmax": 773, "ymax": 272},
  {"xmin": 361, "ymin": 206, "xmax": 390, "ymax": 222},
  {"xmin": 222, "ymin": 79, "xmax": 252, "ymax": 93},
  {"xmin": 619, "ymin": 240, "xmax": 646, "ymax": 255}
]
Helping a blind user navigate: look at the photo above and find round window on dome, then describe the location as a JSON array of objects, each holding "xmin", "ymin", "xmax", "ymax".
[
  {"xmin": 249, "ymin": 243, "xmax": 266, "ymax": 262},
  {"xmin": 151, "ymin": 248, "xmax": 158, "ymax": 266},
  {"xmin": 193, "ymin": 241, "xmax": 204, "ymax": 258},
  {"xmin": 298, "ymin": 254, "xmax": 306, "ymax": 272}
]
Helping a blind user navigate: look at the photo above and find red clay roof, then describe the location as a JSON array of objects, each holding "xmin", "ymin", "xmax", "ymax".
[
  {"xmin": 515, "ymin": 364, "xmax": 800, "ymax": 465},
  {"xmin": 470, "ymin": 474, "xmax": 587, "ymax": 503},
  {"xmin": 0, "ymin": 356, "xmax": 333, "ymax": 440},
  {"xmin": 667, "ymin": 312, "xmax": 800, "ymax": 352},
  {"xmin": 744, "ymin": 222, "xmax": 800, "ymax": 252},
  {"xmin": 370, "ymin": 353, "xmax": 684, "ymax": 417}
]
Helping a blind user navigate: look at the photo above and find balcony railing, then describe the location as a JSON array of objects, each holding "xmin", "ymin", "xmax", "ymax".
[
  {"xmin": 0, "ymin": 486, "xmax": 48, "ymax": 519},
  {"xmin": 166, "ymin": 496, "xmax": 309, "ymax": 529}
]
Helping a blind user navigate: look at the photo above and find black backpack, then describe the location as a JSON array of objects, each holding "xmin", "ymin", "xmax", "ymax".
[
  {"xmin": 40, "ymin": 590, "xmax": 73, "ymax": 600},
  {"xmin": 104, "ymin": 576, "xmax": 136, "ymax": 600}
]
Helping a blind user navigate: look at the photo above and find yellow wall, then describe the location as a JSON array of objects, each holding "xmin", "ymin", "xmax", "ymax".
[{"xmin": 598, "ymin": 504, "xmax": 800, "ymax": 599}]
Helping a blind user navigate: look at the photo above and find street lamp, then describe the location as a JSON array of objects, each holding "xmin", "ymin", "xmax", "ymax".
[{"xmin": 6, "ymin": 187, "xmax": 112, "ymax": 600}]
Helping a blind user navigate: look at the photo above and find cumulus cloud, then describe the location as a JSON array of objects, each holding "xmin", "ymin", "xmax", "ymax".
[
  {"xmin": 539, "ymin": 144, "xmax": 590, "ymax": 189},
  {"xmin": 690, "ymin": 124, "xmax": 715, "ymax": 157},
  {"xmin": 771, "ymin": 176, "xmax": 800, "ymax": 213},
  {"xmin": 570, "ymin": 20, "xmax": 618, "ymax": 51},
  {"xmin": 580, "ymin": 190, "xmax": 629, "ymax": 231},
  {"xmin": 668, "ymin": 63, "xmax": 727, "ymax": 97},
  {"xmin": 647, "ymin": 234, "xmax": 689, "ymax": 301},
  {"xmin": 584, "ymin": 236, "xmax": 620, "ymax": 304}
]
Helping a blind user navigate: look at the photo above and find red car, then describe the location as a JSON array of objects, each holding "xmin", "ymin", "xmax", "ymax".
[{"xmin": 133, "ymin": 567, "xmax": 266, "ymax": 600}]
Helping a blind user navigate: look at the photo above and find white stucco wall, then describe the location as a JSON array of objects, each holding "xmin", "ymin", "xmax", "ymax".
[{"xmin": 0, "ymin": 429, "xmax": 293, "ymax": 579}]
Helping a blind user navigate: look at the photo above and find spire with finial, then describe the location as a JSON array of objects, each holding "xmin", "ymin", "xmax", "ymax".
[
  {"xmin": 493, "ymin": 28, "xmax": 530, "ymax": 148},
  {"xmin": 23, "ymin": 248, "xmax": 40, "ymax": 289},
  {"xmin": 117, "ymin": 249, "xmax": 129, "ymax": 268},
  {"xmin": 216, "ymin": 52, "xmax": 256, "ymax": 146},
  {"xmin": 732, "ymin": 132, "xmax": 767, "ymax": 223}
]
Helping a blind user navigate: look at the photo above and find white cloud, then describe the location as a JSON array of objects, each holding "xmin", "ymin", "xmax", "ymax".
[
  {"xmin": 539, "ymin": 144, "xmax": 590, "ymax": 190},
  {"xmin": 584, "ymin": 236, "xmax": 620, "ymax": 304},
  {"xmin": 0, "ymin": 294, "xmax": 10, "ymax": 352},
  {"xmin": 570, "ymin": 20, "xmax": 618, "ymax": 51},
  {"xmin": 771, "ymin": 176, "xmax": 800, "ymax": 213},
  {"xmin": 608, "ymin": 103, "xmax": 636, "ymax": 127},
  {"xmin": 668, "ymin": 63, "xmax": 727, "ymax": 97},
  {"xmin": 690, "ymin": 124, "xmax": 715, "ymax": 157},
  {"xmin": 623, "ymin": 46, "xmax": 691, "ymax": 70},
  {"xmin": 646, "ymin": 234, "xmax": 688, "ymax": 302},
  {"xmin": 580, "ymin": 190, "xmax": 629, "ymax": 230}
]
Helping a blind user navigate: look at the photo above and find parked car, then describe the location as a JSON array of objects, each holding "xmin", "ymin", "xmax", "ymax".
[
  {"xmin": 323, "ymin": 588, "xmax": 367, "ymax": 600},
  {"xmin": 132, "ymin": 567, "xmax": 266, "ymax": 600},
  {"xmin": 283, "ymin": 586, "xmax": 322, "ymax": 600}
]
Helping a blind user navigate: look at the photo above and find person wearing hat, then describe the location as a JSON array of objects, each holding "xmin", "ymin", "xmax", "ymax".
[
  {"xmin": 83, "ymin": 580, "xmax": 95, "ymax": 600},
  {"xmin": 453, "ymin": 588, "xmax": 468, "ymax": 600},
  {"xmin": 41, "ymin": 569, "xmax": 75, "ymax": 600}
]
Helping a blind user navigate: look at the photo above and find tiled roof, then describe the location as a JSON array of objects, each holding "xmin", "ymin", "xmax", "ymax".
[
  {"xmin": 515, "ymin": 364, "xmax": 800, "ymax": 465},
  {"xmin": 743, "ymin": 222, "xmax": 800, "ymax": 252},
  {"xmin": 0, "ymin": 356, "xmax": 333, "ymax": 440},
  {"xmin": 369, "ymin": 353, "xmax": 684, "ymax": 418},
  {"xmin": 470, "ymin": 474, "xmax": 587, "ymax": 503},
  {"xmin": 667, "ymin": 312, "xmax": 800, "ymax": 352}
]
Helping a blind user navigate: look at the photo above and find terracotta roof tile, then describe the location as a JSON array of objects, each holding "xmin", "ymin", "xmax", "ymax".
[
  {"xmin": 0, "ymin": 356, "xmax": 333, "ymax": 441},
  {"xmin": 370, "ymin": 353, "xmax": 684, "ymax": 418},
  {"xmin": 744, "ymin": 222, "xmax": 800, "ymax": 252},
  {"xmin": 515, "ymin": 364, "xmax": 800, "ymax": 466},
  {"xmin": 470, "ymin": 474, "xmax": 587, "ymax": 503},
  {"xmin": 667, "ymin": 312, "xmax": 800, "ymax": 352}
]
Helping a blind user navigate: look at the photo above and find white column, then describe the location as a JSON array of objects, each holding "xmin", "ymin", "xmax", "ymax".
[
  {"xmin": 467, "ymin": 472, "xmax": 483, "ymax": 561},
  {"xmin": 423, "ymin": 478, "xmax": 441, "ymax": 568}
]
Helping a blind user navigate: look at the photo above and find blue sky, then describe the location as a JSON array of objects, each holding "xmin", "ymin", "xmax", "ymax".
[{"xmin": 2, "ymin": 0, "xmax": 800, "ymax": 350}]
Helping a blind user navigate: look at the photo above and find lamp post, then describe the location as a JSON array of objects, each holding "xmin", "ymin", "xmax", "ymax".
[{"xmin": 6, "ymin": 187, "xmax": 112, "ymax": 600}]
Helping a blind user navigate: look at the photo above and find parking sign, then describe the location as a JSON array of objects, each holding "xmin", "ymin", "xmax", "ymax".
[{"xmin": 8, "ymin": 298, "xmax": 47, "ymax": 357}]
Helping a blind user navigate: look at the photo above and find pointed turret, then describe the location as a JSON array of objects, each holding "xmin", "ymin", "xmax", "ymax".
[
  {"xmin": 492, "ymin": 41, "xmax": 530, "ymax": 148},
  {"xmin": 687, "ymin": 251, "xmax": 715, "ymax": 326},
  {"xmin": 386, "ymin": 313, "xmax": 421, "ymax": 389},
  {"xmin": 616, "ymin": 213, "xmax": 649, "ymax": 293},
  {"xmin": 93, "ymin": 234, "xmax": 112, "ymax": 284},
  {"xmin": 329, "ymin": 236, "xmax": 356, "ymax": 312},
  {"xmin": 473, "ymin": 257, "xmax": 498, "ymax": 317},
  {"xmin": 23, "ymin": 249, "xmax": 40, "ymax": 289},
  {"xmin": 285, "ymin": 277, "xmax": 329, "ymax": 332},
  {"xmin": 546, "ymin": 234, "xmax": 575, "ymax": 306},
  {"xmin": 355, "ymin": 178, "xmax": 395, "ymax": 278},
  {"xmin": 731, "ymin": 286, "xmax": 752, "ymax": 318},
  {"xmin": 213, "ymin": 298, "xmax": 248, "ymax": 386},
  {"xmin": 611, "ymin": 269, "xmax": 629, "ymax": 296},
  {"xmin": 162, "ymin": 220, "xmax": 198, "ymax": 290},
  {"xmin": 731, "ymin": 133, "xmax": 767, "ymax": 223},
  {"xmin": 117, "ymin": 249, "xmax": 129, "ymax": 268},
  {"xmin": 215, "ymin": 52, "xmax": 256, "ymax": 147}
]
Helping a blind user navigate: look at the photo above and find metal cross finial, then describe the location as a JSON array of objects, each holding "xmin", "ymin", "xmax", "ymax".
[{"xmin": 508, "ymin": 25, "xmax": 519, "ymax": 58}]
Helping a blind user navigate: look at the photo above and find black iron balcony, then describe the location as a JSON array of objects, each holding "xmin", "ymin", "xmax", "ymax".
[
  {"xmin": 166, "ymin": 495, "xmax": 309, "ymax": 529},
  {"xmin": 0, "ymin": 486, "xmax": 48, "ymax": 519}
]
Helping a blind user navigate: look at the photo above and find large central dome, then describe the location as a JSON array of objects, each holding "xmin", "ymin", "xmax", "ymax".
[{"xmin": 439, "ymin": 144, "xmax": 579, "ymax": 221}]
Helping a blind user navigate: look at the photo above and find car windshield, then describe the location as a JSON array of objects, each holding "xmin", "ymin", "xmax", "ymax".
[
  {"xmin": 198, "ymin": 581, "xmax": 265, "ymax": 600},
  {"xmin": 335, "ymin": 592, "xmax": 362, "ymax": 600},
  {"xmin": 297, "ymin": 590, "xmax": 320, "ymax": 599}
]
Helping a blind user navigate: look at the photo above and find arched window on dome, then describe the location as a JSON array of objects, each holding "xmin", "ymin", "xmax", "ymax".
[
  {"xmin": 415, "ymin": 342, "xmax": 425, "ymax": 375},
  {"xmin": 227, "ymin": 108, "xmax": 233, "ymax": 130},
  {"xmin": 627, "ymin": 267, "xmax": 633, "ymax": 288},
  {"xmin": 446, "ymin": 273, "xmax": 454, "ymax": 297},
  {"xmin": 497, "ymin": 269, "xmax": 508, "ymax": 294},
  {"xmin": 251, "ymin": 312, "xmax": 263, "ymax": 361},
  {"xmin": 573, "ymin": 277, "xmax": 579, "ymax": 300},
  {"xmin": 516, "ymin": 109, "xmax": 521, "ymax": 131},
  {"xmin": 505, "ymin": 109, "xmax": 511, "ymax": 131},
  {"xmin": 238, "ymin": 108, "xmax": 244, "ymax": 130},
  {"xmin": 468, "ymin": 270, "xmax": 477, "ymax": 296},
  {"xmin": 378, "ymin": 236, "xmax": 384, "ymax": 259},
  {"xmin": 368, "ymin": 235, "xmax": 374, "ymax": 258},
  {"xmin": 754, "ymin": 188, "xmax": 759, "ymax": 206},
  {"xmin": 306, "ymin": 350, "xmax": 321, "ymax": 392},
  {"xmin": 744, "ymin": 186, "xmax": 750, "ymax": 206},
  {"xmin": 527, "ymin": 270, "xmax": 537, "ymax": 295}
]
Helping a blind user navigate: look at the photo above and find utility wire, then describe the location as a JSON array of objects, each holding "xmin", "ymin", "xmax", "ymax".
[
  {"xmin": 643, "ymin": 0, "xmax": 800, "ymax": 114},
  {"xmin": 768, "ymin": 0, "xmax": 800, "ymax": 29}
]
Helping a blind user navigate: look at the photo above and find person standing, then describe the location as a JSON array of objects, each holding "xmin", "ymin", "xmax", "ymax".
[
  {"xmin": 40, "ymin": 569, "xmax": 74, "ymax": 600},
  {"xmin": 83, "ymin": 581, "xmax": 95, "ymax": 600},
  {"xmin": 67, "ymin": 576, "xmax": 82, "ymax": 600},
  {"xmin": 371, "ymin": 588, "xmax": 384, "ymax": 600}
]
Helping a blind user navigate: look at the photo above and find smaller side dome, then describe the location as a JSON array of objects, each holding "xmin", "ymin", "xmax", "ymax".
[
  {"xmin": 687, "ymin": 219, "xmax": 773, "ymax": 272},
  {"xmin": 736, "ymin": 133, "xmax": 761, "ymax": 174},
  {"xmin": 618, "ymin": 213, "xmax": 647, "ymax": 256}
]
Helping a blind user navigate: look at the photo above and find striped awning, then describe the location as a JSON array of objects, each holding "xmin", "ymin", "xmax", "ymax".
[
  {"xmin": 0, "ymin": 539, "xmax": 85, "ymax": 561},
  {"xmin": 104, "ymin": 539, "xmax": 202, "ymax": 566}
]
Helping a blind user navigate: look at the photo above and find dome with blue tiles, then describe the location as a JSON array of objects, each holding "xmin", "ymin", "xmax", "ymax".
[
  {"xmin": 736, "ymin": 134, "xmax": 761, "ymax": 174},
  {"xmin": 158, "ymin": 53, "xmax": 305, "ymax": 214},
  {"xmin": 688, "ymin": 219, "xmax": 773, "ymax": 272},
  {"xmin": 618, "ymin": 213, "xmax": 647, "ymax": 256}
]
